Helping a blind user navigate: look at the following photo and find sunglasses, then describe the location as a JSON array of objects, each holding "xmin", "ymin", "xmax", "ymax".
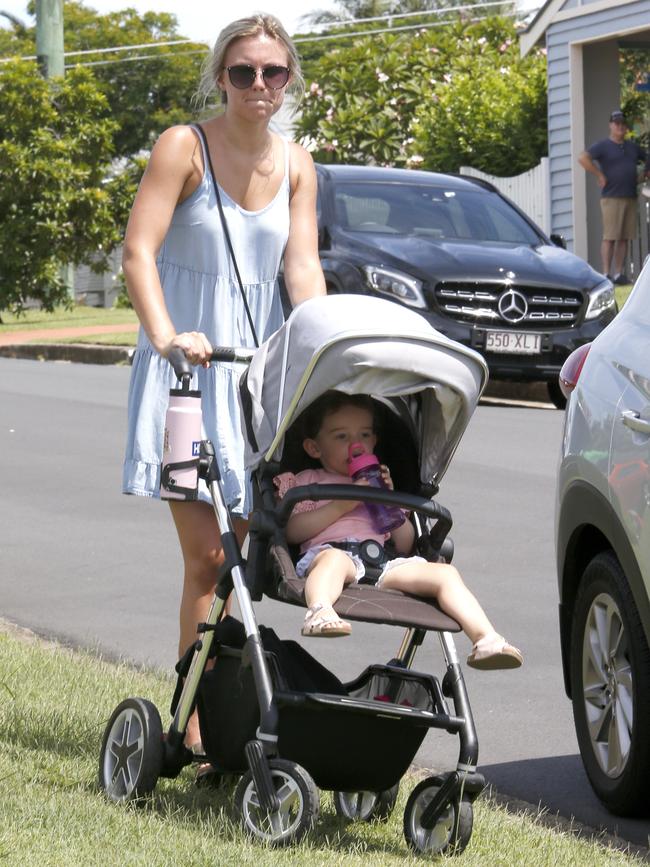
[{"xmin": 226, "ymin": 64, "xmax": 290, "ymax": 90}]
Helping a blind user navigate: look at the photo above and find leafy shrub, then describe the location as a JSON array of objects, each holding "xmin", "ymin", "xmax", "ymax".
[{"xmin": 296, "ymin": 18, "xmax": 548, "ymax": 175}]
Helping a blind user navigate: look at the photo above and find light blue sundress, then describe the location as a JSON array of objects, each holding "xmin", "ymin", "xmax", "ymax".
[{"xmin": 122, "ymin": 125, "xmax": 290, "ymax": 516}]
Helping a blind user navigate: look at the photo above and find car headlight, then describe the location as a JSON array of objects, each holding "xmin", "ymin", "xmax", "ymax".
[
  {"xmin": 362, "ymin": 265, "xmax": 426, "ymax": 309},
  {"xmin": 585, "ymin": 279, "xmax": 616, "ymax": 320}
]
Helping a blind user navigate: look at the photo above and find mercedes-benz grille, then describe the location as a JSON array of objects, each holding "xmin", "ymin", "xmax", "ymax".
[{"xmin": 433, "ymin": 282, "xmax": 583, "ymax": 329}]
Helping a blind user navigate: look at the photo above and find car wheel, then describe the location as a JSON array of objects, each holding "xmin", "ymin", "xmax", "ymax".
[
  {"xmin": 570, "ymin": 551, "xmax": 650, "ymax": 816},
  {"xmin": 547, "ymin": 379, "xmax": 567, "ymax": 410}
]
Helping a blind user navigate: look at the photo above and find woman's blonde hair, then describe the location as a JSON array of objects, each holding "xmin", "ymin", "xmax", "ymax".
[{"xmin": 194, "ymin": 13, "xmax": 304, "ymax": 113}]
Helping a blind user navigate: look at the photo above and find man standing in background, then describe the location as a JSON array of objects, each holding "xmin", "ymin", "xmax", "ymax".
[{"xmin": 578, "ymin": 109, "xmax": 649, "ymax": 284}]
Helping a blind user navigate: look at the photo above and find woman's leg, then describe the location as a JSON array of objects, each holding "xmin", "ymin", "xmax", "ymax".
[
  {"xmin": 380, "ymin": 561, "xmax": 495, "ymax": 645},
  {"xmin": 169, "ymin": 499, "xmax": 248, "ymax": 747}
]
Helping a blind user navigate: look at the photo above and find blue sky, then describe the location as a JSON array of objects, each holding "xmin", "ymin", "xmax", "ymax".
[{"xmin": 0, "ymin": 2, "xmax": 339, "ymax": 43}]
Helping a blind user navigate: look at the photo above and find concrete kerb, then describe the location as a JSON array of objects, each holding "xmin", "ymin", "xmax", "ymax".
[{"xmin": 0, "ymin": 342, "xmax": 133, "ymax": 365}]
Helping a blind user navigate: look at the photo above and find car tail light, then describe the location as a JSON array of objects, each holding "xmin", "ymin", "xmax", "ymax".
[{"xmin": 559, "ymin": 343, "xmax": 592, "ymax": 399}]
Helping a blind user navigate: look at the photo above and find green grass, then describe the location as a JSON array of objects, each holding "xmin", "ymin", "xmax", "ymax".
[
  {"xmin": 0, "ymin": 305, "xmax": 137, "ymax": 333},
  {"xmin": 36, "ymin": 332, "xmax": 138, "ymax": 347},
  {"xmin": 615, "ymin": 283, "xmax": 633, "ymax": 309},
  {"xmin": 0, "ymin": 624, "xmax": 645, "ymax": 866}
]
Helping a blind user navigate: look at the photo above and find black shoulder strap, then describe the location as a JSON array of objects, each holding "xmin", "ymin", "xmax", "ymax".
[{"xmin": 192, "ymin": 123, "xmax": 259, "ymax": 348}]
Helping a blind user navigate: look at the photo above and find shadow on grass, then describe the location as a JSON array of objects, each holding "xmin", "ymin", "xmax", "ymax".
[
  {"xmin": 88, "ymin": 771, "xmax": 411, "ymax": 858},
  {"xmin": 481, "ymin": 755, "xmax": 650, "ymax": 853}
]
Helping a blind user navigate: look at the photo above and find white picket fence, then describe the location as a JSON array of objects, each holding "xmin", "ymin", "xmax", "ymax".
[{"xmin": 460, "ymin": 158, "xmax": 550, "ymax": 234}]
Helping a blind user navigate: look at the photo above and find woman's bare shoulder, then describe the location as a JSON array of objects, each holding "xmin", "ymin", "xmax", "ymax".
[
  {"xmin": 152, "ymin": 124, "xmax": 200, "ymax": 158},
  {"xmin": 288, "ymin": 139, "xmax": 316, "ymax": 170},
  {"xmin": 288, "ymin": 140, "xmax": 317, "ymax": 193}
]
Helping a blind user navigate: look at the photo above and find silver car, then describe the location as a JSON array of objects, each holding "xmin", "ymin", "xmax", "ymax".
[{"xmin": 556, "ymin": 260, "xmax": 650, "ymax": 817}]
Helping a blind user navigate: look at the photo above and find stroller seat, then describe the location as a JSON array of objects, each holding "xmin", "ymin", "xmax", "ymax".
[{"xmin": 265, "ymin": 541, "xmax": 462, "ymax": 633}]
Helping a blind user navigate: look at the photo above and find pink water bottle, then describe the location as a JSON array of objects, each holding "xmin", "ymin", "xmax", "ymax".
[
  {"xmin": 348, "ymin": 443, "xmax": 405, "ymax": 534},
  {"xmin": 160, "ymin": 382, "xmax": 202, "ymax": 501}
]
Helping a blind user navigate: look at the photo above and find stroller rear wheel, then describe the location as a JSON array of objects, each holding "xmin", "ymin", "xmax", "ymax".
[
  {"xmin": 234, "ymin": 758, "xmax": 319, "ymax": 846},
  {"xmin": 332, "ymin": 784, "xmax": 399, "ymax": 822},
  {"xmin": 403, "ymin": 776, "xmax": 473, "ymax": 855},
  {"xmin": 98, "ymin": 697, "xmax": 163, "ymax": 803}
]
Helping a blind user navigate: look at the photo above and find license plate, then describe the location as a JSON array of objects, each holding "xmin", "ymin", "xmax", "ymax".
[{"xmin": 484, "ymin": 331, "xmax": 541, "ymax": 355}]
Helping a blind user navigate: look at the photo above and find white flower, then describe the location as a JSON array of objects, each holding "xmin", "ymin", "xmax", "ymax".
[{"xmin": 298, "ymin": 135, "xmax": 318, "ymax": 153}]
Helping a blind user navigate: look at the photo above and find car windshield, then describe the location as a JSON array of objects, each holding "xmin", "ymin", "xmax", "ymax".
[{"xmin": 332, "ymin": 181, "xmax": 543, "ymax": 245}]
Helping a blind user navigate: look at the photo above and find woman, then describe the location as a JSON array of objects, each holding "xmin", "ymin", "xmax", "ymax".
[{"xmin": 121, "ymin": 14, "xmax": 326, "ymax": 761}]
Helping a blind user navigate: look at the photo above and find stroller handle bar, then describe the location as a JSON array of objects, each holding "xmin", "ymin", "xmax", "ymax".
[
  {"xmin": 167, "ymin": 346, "xmax": 254, "ymax": 381},
  {"xmin": 277, "ymin": 483, "xmax": 453, "ymax": 546}
]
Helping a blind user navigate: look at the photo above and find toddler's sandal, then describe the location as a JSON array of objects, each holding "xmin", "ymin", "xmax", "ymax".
[
  {"xmin": 302, "ymin": 602, "xmax": 351, "ymax": 637},
  {"xmin": 467, "ymin": 633, "xmax": 523, "ymax": 670}
]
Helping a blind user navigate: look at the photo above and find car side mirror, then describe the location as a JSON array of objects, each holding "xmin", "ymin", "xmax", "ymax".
[{"xmin": 550, "ymin": 233, "xmax": 567, "ymax": 249}]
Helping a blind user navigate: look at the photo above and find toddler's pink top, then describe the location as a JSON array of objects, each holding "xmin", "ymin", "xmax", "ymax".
[{"xmin": 274, "ymin": 468, "xmax": 387, "ymax": 554}]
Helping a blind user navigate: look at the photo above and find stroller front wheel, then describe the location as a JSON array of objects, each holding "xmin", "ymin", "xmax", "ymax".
[
  {"xmin": 235, "ymin": 758, "xmax": 320, "ymax": 846},
  {"xmin": 98, "ymin": 697, "xmax": 163, "ymax": 803},
  {"xmin": 403, "ymin": 776, "xmax": 473, "ymax": 855},
  {"xmin": 332, "ymin": 784, "xmax": 399, "ymax": 822}
]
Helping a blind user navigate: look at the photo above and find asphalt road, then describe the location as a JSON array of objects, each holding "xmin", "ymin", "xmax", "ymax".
[{"xmin": 1, "ymin": 357, "xmax": 648, "ymax": 848}]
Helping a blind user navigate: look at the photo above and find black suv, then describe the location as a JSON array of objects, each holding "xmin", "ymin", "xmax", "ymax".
[{"xmin": 314, "ymin": 164, "xmax": 617, "ymax": 408}]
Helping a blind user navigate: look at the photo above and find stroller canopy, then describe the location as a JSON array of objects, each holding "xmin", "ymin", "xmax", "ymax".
[{"xmin": 239, "ymin": 295, "xmax": 488, "ymax": 486}]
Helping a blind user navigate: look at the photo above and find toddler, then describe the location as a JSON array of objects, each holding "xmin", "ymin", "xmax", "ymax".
[{"xmin": 274, "ymin": 392, "xmax": 522, "ymax": 670}]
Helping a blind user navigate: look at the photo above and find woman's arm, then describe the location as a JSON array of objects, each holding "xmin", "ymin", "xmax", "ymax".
[
  {"xmin": 283, "ymin": 144, "xmax": 327, "ymax": 306},
  {"xmin": 122, "ymin": 125, "xmax": 213, "ymax": 364}
]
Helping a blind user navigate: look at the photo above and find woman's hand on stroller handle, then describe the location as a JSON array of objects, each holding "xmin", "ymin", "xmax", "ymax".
[{"xmin": 166, "ymin": 344, "xmax": 254, "ymax": 381}]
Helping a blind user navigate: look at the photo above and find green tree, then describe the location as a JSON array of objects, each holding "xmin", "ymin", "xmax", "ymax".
[
  {"xmin": 0, "ymin": 1, "xmax": 207, "ymax": 157},
  {"xmin": 0, "ymin": 61, "xmax": 136, "ymax": 314},
  {"xmin": 296, "ymin": 18, "xmax": 547, "ymax": 175}
]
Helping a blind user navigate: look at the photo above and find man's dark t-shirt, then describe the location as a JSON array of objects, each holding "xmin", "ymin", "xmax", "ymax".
[{"xmin": 588, "ymin": 138, "xmax": 647, "ymax": 197}]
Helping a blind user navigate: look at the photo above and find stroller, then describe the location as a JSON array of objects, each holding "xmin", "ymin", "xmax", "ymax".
[{"xmin": 99, "ymin": 295, "xmax": 490, "ymax": 856}]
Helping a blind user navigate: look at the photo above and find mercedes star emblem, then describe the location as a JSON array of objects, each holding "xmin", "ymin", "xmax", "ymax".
[{"xmin": 498, "ymin": 288, "xmax": 528, "ymax": 323}]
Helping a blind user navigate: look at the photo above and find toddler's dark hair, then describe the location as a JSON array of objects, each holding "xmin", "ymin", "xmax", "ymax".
[{"xmin": 301, "ymin": 391, "xmax": 378, "ymax": 440}]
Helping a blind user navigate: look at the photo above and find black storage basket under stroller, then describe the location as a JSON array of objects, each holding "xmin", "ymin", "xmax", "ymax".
[{"xmin": 197, "ymin": 622, "xmax": 457, "ymax": 794}]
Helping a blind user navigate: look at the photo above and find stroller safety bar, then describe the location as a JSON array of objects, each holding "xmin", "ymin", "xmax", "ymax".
[{"xmin": 277, "ymin": 483, "xmax": 453, "ymax": 539}]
